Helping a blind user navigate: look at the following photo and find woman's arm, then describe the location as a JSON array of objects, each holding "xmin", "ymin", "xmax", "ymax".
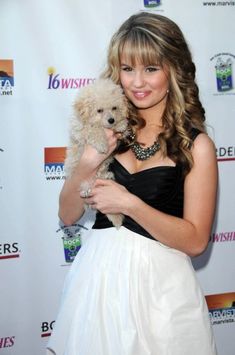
[
  {"xmin": 59, "ymin": 130, "xmax": 118, "ymax": 226},
  {"xmin": 89, "ymin": 134, "xmax": 218, "ymax": 256},
  {"xmin": 127, "ymin": 133, "xmax": 218, "ymax": 256}
]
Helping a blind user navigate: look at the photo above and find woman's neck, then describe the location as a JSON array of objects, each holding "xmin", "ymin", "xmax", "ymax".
[
  {"xmin": 138, "ymin": 103, "xmax": 165, "ymax": 126},
  {"xmin": 136, "ymin": 124, "xmax": 162, "ymax": 146}
]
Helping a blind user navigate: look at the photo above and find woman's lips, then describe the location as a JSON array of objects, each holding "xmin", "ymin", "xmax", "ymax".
[{"xmin": 132, "ymin": 91, "xmax": 151, "ymax": 99}]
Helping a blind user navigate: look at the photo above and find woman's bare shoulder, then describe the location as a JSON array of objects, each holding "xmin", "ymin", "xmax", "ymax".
[{"xmin": 191, "ymin": 133, "xmax": 217, "ymax": 161}]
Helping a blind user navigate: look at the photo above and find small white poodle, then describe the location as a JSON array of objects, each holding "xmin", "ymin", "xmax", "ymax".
[{"xmin": 64, "ymin": 78, "xmax": 129, "ymax": 228}]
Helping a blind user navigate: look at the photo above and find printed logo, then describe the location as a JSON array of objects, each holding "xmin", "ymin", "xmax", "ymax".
[
  {"xmin": 143, "ymin": 0, "xmax": 161, "ymax": 7},
  {"xmin": 210, "ymin": 53, "xmax": 235, "ymax": 95},
  {"xmin": 0, "ymin": 242, "xmax": 20, "ymax": 260},
  {"xmin": 216, "ymin": 145, "xmax": 235, "ymax": 162},
  {"xmin": 0, "ymin": 336, "xmax": 15, "ymax": 349},
  {"xmin": 41, "ymin": 321, "xmax": 55, "ymax": 338},
  {"xmin": 215, "ymin": 57, "xmax": 232, "ymax": 91},
  {"xmin": 44, "ymin": 147, "xmax": 66, "ymax": 180},
  {"xmin": 206, "ymin": 292, "xmax": 235, "ymax": 325},
  {"xmin": 57, "ymin": 223, "xmax": 88, "ymax": 263},
  {"xmin": 47, "ymin": 67, "xmax": 95, "ymax": 90},
  {"xmin": 210, "ymin": 230, "xmax": 235, "ymax": 242},
  {"xmin": 0, "ymin": 60, "xmax": 14, "ymax": 96}
]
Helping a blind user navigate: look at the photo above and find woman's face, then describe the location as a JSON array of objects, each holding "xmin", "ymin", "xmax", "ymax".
[{"xmin": 120, "ymin": 54, "xmax": 169, "ymax": 113}]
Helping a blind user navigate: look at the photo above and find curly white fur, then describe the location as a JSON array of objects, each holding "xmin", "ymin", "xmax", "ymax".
[{"xmin": 64, "ymin": 78, "xmax": 128, "ymax": 228}]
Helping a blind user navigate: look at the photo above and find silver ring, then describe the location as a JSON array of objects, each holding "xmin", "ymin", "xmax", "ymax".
[{"xmin": 83, "ymin": 188, "xmax": 91, "ymax": 198}]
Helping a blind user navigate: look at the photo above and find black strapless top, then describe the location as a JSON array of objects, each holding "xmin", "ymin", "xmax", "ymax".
[{"xmin": 92, "ymin": 129, "xmax": 201, "ymax": 240}]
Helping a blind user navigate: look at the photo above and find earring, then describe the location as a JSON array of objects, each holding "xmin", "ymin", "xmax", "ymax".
[{"xmin": 166, "ymin": 89, "xmax": 169, "ymax": 94}]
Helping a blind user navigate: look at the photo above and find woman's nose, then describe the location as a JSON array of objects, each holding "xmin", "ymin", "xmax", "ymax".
[{"xmin": 132, "ymin": 71, "xmax": 145, "ymax": 87}]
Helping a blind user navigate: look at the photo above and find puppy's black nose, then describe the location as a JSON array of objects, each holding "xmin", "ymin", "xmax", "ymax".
[{"xmin": 108, "ymin": 117, "xmax": 115, "ymax": 124}]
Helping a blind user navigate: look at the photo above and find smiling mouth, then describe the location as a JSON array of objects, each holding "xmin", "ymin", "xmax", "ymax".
[{"xmin": 132, "ymin": 91, "xmax": 150, "ymax": 99}]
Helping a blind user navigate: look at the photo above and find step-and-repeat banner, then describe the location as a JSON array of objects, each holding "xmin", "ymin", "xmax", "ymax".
[{"xmin": 0, "ymin": 1, "xmax": 234, "ymax": 354}]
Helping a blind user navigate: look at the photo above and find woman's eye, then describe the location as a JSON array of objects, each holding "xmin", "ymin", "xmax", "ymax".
[
  {"xmin": 121, "ymin": 66, "xmax": 132, "ymax": 72},
  {"xmin": 146, "ymin": 67, "xmax": 159, "ymax": 72}
]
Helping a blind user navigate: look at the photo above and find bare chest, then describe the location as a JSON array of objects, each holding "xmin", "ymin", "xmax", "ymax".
[{"xmin": 115, "ymin": 149, "xmax": 175, "ymax": 174}]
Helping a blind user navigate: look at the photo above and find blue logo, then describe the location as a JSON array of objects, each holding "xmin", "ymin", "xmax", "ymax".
[
  {"xmin": 215, "ymin": 57, "xmax": 233, "ymax": 92},
  {"xmin": 0, "ymin": 60, "xmax": 14, "ymax": 96},
  {"xmin": 57, "ymin": 223, "xmax": 88, "ymax": 263},
  {"xmin": 144, "ymin": 0, "xmax": 161, "ymax": 7},
  {"xmin": 210, "ymin": 53, "xmax": 235, "ymax": 94},
  {"xmin": 44, "ymin": 147, "xmax": 66, "ymax": 181}
]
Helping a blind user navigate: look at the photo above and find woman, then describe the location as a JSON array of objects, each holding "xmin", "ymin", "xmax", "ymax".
[{"xmin": 47, "ymin": 12, "xmax": 218, "ymax": 355}]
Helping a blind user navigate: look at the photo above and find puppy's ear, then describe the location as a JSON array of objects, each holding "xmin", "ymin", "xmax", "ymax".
[
  {"xmin": 73, "ymin": 97, "xmax": 87, "ymax": 115},
  {"xmin": 73, "ymin": 96, "xmax": 92, "ymax": 122}
]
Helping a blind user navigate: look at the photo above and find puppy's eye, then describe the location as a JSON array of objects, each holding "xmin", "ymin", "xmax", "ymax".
[
  {"xmin": 97, "ymin": 109, "xmax": 104, "ymax": 113},
  {"xmin": 112, "ymin": 107, "xmax": 117, "ymax": 111}
]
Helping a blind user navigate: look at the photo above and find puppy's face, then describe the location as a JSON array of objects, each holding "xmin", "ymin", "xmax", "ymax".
[
  {"xmin": 73, "ymin": 80, "xmax": 128, "ymax": 132},
  {"xmin": 94, "ymin": 105, "xmax": 121, "ymax": 128},
  {"xmin": 88, "ymin": 99, "xmax": 128, "ymax": 131}
]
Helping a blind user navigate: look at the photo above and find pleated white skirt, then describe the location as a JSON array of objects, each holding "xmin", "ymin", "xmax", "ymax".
[{"xmin": 47, "ymin": 226, "xmax": 217, "ymax": 355}]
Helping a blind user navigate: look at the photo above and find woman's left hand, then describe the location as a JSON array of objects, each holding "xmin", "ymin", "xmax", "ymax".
[{"xmin": 83, "ymin": 179, "xmax": 131, "ymax": 215}]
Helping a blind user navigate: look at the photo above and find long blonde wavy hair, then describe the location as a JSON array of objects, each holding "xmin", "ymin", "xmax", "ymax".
[{"xmin": 102, "ymin": 12, "xmax": 206, "ymax": 174}]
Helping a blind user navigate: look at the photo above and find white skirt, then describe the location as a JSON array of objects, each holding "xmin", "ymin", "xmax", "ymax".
[{"xmin": 47, "ymin": 226, "xmax": 217, "ymax": 355}]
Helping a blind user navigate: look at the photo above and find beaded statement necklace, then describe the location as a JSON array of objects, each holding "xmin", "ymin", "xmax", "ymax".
[{"xmin": 130, "ymin": 140, "xmax": 161, "ymax": 161}]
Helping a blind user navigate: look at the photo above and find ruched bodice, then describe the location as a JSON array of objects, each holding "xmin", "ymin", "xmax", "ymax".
[{"xmin": 93, "ymin": 160, "xmax": 184, "ymax": 240}]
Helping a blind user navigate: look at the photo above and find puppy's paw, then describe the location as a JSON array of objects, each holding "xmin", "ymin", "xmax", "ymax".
[
  {"xmin": 87, "ymin": 130, "xmax": 108, "ymax": 154},
  {"xmin": 96, "ymin": 142, "xmax": 109, "ymax": 154}
]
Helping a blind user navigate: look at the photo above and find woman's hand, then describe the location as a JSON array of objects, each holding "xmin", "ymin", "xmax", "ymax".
[
  {"xmin": 59, "ymin": 129, "xmax": 120, "ymax": 226},
  {"xmin": 79, "ymin": 129, "xmax": 119, "ymax": 173},
  {"xmin": 82, "ymin": 179, "xmax": 133, "ymax": 215}
]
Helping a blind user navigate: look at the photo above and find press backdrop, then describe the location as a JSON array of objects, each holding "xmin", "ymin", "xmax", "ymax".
[{"xmin": 0, "ymin": 0, "xmax": 235, "ymax": 354}]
